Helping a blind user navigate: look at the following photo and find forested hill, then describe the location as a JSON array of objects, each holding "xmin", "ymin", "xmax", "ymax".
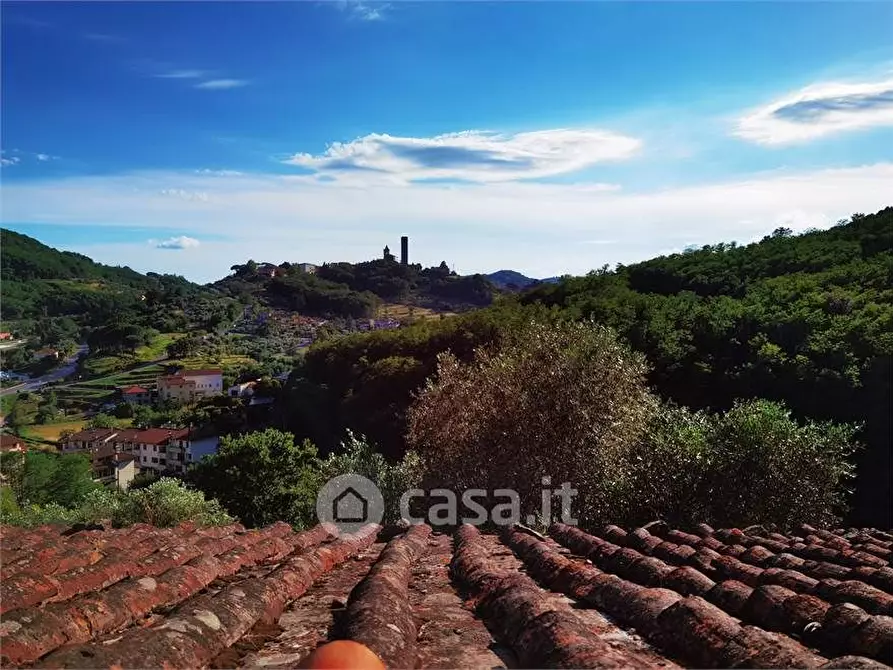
[
  {"xmin": 217, "ymin": 258, "xmax": 496, "ymax": 317},
  {"xmin": 288, "ymin": 208, "xmax": 890, "ymax": 527},
  {"xmin": 521, "ymin": 207, "xmax": 893, "ymax": 525},
  {"xmin": 0, "ymin": 229, "xmax": 208, "ymax": 326},
  {"xmin": 1, "ymin": 228, "xmax": 148, "ymax": 285}
]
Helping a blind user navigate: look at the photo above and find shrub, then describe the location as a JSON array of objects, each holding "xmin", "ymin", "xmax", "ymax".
[
  {"xmin": 623, "ymin": 399, "xmax": 859, "ymax": 529},
  {"xmin": 0, "ymin": 478, "xmax": 233, "ymax": 528},
  {"xmin": 407, "ymin": 319, "xmax": 653, "ymax": 528},
  {"xmin": 705, "ymin": 399, "xmax": 858, "ymax": 528},
  {"xmin": 111, "ymin": 478, "xmax": 233, "ymax": 527},
  {"xmin": 322, "ymin": 430, "xmax": 422, "ymax": 523}
]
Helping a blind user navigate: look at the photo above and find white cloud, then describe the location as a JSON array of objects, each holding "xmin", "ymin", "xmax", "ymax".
[
  {"xmin": 156, "ymin": 70, "xmax": 205, "ymax": 79},
  {"xmin": 333, "ymin": 0, "xmax": 390, "ymax": 21},
  {"xmin": 735, "ymin": 77, "xmax": 893, "ymax": 145},
  {"xmin": 0, "ymin": 156, "xmax": 20, "ymax": 167},
  {"xmin": 195, "ymin": 79, "xmax": 249, "ymax": 90},
  {"xmin": 160, "ymin": 188, "xmax": 209, "ymax": 202},
  {"xmin": 154, "ymin": 236, "xmax": 201, "ymax": 250},
  {"xmin": 3, "ymin": 163, "xmax": 890, "ymax": 282},
  {"xmin": 284, "ymin": 128, "xmax": 642, "ymax": 183},
  {"xmin": 352, "ymin": 3, "xmax": 389, "ymax": 21},
  {"xmin": 195, "ymin": 169, "xmax": 244, "ymax": 176}
]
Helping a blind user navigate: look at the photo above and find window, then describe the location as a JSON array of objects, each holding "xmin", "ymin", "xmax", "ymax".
[
  {"xmin": 151, "ymin": 457, "xmax": 158, "ymax": 464},
  {"xmin": 160, "ymin": 459, "xmax": 166, "ymax": 466}
]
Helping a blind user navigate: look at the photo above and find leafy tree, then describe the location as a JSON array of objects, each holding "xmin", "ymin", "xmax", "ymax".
[
  {"xmin": 407, "ymin": 320, "xmax": 653, "ymax": 527},
  {"xmin": 20, "ymin": 452, "xmax": 101, "ymax": 507},
  {"xmin": 85, "ymin": 413, "xmax": 119, "ymax": 429},
  {"xmin": 6, "ymin": 401, "xmax": 31, "ymax": 432},
  {"xmin": 188, "ymin": 428, "xmax": 323, "ymax": 528},
  {"xmin": 36, "ymin": 391, "xmax": 58, "ymax": 424}
]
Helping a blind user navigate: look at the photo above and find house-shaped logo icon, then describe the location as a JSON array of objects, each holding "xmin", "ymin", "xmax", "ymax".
[
  {"xmin": 317, "ymin": 473, "xmax": 384, "ymax": 533},
  {"xmin": 333, "ymin": 486, "xmax": 369, "ymax": 523}
]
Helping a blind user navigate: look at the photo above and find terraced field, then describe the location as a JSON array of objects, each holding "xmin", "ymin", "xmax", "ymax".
[
  {"xmin": 1, "ymin": 520, "xmax": 891, "ymax": 668},
  {"xmin": 51, "ymin": 363, "xmax": 167, "ymax": 411}
]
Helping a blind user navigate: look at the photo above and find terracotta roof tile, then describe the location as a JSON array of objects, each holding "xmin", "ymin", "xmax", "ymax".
[{"xmin": 1, "ymin": 519, "xmax": 891, "ymax": 669}]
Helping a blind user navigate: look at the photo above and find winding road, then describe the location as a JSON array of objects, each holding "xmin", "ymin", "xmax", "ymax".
[{"xmin": 0, "ymin": 343, "xmax": 88, "ymax": 397}]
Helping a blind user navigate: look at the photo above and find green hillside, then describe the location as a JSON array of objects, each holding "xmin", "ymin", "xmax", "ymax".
[
  {"xmin": 0, "ymin": 230, "xmax": 240, "ymax": 358},
  {"xmin": 216, "ymin": 258, "xmax": 496, "ymax": 318},
  {"xmin": 288, "ymin": 208, "xmax": 892, "ymax": 527}
]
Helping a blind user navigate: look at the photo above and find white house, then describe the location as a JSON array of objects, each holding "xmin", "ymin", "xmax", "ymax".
[{"xmin": 157, "ymin": 369, "xmax": 223, "ymax": 403}]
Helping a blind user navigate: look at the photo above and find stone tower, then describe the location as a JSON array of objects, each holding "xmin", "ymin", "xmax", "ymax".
[{"xmin": 400, "ymin": 236, "xmax": 409, "ymax": 265}]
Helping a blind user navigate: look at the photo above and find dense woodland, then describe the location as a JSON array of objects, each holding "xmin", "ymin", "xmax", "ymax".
[{"xmin": 285, "ymin": 208, "xmax": 892, "ymax": 527}]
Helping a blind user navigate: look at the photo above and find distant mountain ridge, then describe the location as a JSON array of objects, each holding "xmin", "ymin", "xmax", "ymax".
[{"xmin": 484, "ymin": 270, "xmax": 561, "ymax": 290}]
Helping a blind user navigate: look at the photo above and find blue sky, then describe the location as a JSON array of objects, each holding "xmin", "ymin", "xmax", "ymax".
[{"xmin": 2, "ymin": 1, "xmax": 892, "ymax": 282}]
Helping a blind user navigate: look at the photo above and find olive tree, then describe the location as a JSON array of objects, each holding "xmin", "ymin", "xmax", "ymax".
[{"xmin": 407, "ymin": 320, "xmax": 654, "ymax": 527}]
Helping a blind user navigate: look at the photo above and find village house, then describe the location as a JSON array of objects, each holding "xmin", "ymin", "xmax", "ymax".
[
  {"xmin": 60, "ymin": 428, "xmax": 118, "ymax": 453},
  {"xmin": 90, "ymin": 444, "xmax": 137, "ymax": 490},
  {"xmin": 157, "ymin": 368, "xmax": 223, "ymax": 404},
  {"xmin": 0, "ymin": 433, "xmax": 25, "ymax": 454},
  {"xmin": 116, "ymin": 427, "xmax": 193, "ymax": 474},
  {"xmin": 0, "ymin": 332, "xmax": 13, "ymax": 341},
  {"xmin": 60, "ymin": 426, "xmax": 197, "ymax": 482},
  {"xmin": 120, "ymin": 385, "xmax": 152, "ymax": 405}
]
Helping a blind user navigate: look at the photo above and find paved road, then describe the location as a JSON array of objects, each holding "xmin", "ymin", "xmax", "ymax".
[{"xmin": 0, "ymin": 343, "xmax": 88, "ymax": 397}]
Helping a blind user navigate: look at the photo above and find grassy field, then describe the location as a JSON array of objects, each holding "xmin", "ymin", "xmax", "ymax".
[
  {"xmin": 83, "ymin": 332, "xmax": 184, "ymax": 376},
  {"xmin": 19, "ymin": 417, "xmax": 135, "ymax": 446},
  {"xmin": 24, "ymin": 419, "xmax": 89, "ymax": 442}
]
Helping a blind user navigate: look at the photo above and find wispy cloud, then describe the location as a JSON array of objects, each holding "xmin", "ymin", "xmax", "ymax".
[
  {"xmin": 160, "ymin": 188, "xmax": 209, "ymax": 202},
  {"xmin": 284, "ymin": 128, "xmax": 641, "ymax": 183},
  {"xmin": 352, "ymin": 2, "xmax": 390, "ymax": 21},
  {"xmin": 5, "ymin": 16, "xmax": 52, "ymax": 30},
  {"xmin": 333, "ymin": 0, "xmax": 391, "ymax": 22},
  {"xmin": 735, "ymin": 76, "xmax": 893, "ymax": 145},
  {"xmin": 195, "ymin": 79, "xmax": 249, "ymax": 90},
  {"xmin": 83, "ymin": 32, "xmax": 127, "ymax": 44},
  {"xmin": 154, "ymin": 236, "xmax": 201, "ymax": 250},
  {"xmin": 156, "ymin": 70, "xmax": 206, "ymax": 80},
  {"xmin": 0, "ymin": 149, "xmax": 56, "ymax": 166},
  {"xmin": 195, "ymin": 169, "xmax": 244, "ymax": 177}
]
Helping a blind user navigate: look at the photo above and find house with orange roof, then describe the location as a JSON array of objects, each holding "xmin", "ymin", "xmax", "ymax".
[
  {"xmin": 120, "ymin": 385, "xmax": 152, "ymax": 405},
  {"xmin": 157, "ymin": 368, "xmax": 223, "ymax": 404}
]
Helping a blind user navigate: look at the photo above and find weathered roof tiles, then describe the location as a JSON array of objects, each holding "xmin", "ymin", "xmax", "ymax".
[{"xmin": 0, "ymin": 519, "xmax": 891, "ymax": 669}]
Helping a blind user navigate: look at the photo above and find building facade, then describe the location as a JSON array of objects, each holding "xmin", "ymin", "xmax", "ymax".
[
  {"xmin": 157, "ymin": 369, "xmax": 223, "ymax": 404},
  {"xmin": 61, "ymin": 426, "xmax": 198, "ymax": 483}
]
